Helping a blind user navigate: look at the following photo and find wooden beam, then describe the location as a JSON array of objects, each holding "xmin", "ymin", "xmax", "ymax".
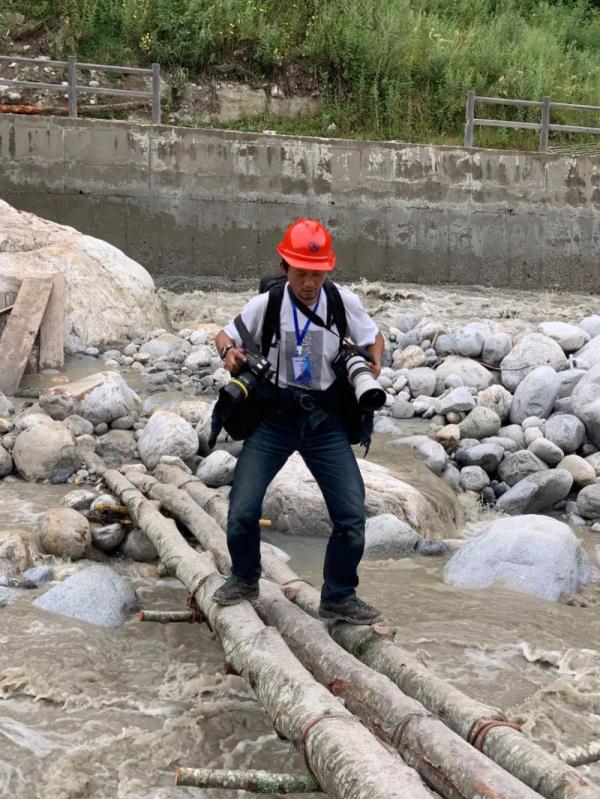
[
  {"xmin": 39, "ymin": 273, "xmax": 65, "ymax": 371},
  {"xmin": 0, "ymin": 277, "xmax": 53, "ymax": 395}
]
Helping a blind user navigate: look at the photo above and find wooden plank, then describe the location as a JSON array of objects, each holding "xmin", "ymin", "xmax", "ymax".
[
  {"xmin": 39, "ymin": 273, "xmax": 65, "ymax": 371},
  {"xmin": 0, "ymin": 278, "xmax": 53, "ymax": 396}
]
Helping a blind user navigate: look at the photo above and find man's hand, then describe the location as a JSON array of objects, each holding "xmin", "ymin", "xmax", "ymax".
[
  {"xmin": 367, "ymin": 358, "xmax": 382, "ymax": 379},
  {"xmin": 224, "ymin": 348, "xmax": 247, "ymax": 375},
  {"xmin": 365, "ymin": 331, "xmax": 384, "ymax": 379}
]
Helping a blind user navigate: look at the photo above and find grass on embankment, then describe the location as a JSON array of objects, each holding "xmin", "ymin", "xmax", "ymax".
[{"xmin": 2, "ymin": 0, "xmax": 600, "ymax": 149}]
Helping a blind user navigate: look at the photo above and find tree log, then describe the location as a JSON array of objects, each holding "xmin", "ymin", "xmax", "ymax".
[
  {"xmin": 139, "ymin": 610, "xmax": 196, "ymax": 623},
  {"xmin": 122, "ymin": 469, "xmax": 540, "ymax": 799},
  {"xmin": 101, "ymin": 467, "xmax": 434, "ymax": 799},
  {"xmin": 175, "ymin": 767, "xmax": 321, "ymax": 792},
  {"xmin": 559, "ymin": 741, "xmax": 600, "ymax": 768},
  {"xmin": 155, "ymin": 462, "xmax": 600, "ymax": 799}
]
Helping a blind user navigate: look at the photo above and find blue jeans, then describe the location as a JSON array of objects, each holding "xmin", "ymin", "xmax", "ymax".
[{"xmin": 227, "ymin": 411, "xmax": 366, "ymax": 602}]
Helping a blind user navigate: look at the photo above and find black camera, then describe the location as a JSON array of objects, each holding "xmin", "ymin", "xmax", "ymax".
[
  {"xmin": 221, "ymin": 353, "xmax": 273, "ymax": 407},
  {"xmin": 333, "ymin": 340, "xmax": 386, "ymax": 412}
]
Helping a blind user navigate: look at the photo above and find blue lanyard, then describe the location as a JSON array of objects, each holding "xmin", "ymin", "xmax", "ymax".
[{"xmin": 292, "ymin": 292, "xmax": 321, "ymax": 353}]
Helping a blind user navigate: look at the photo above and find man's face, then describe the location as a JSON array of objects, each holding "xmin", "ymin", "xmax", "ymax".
[{"xmin": 286, "ymin": 265, "xmax": 329, "ymax": 304}]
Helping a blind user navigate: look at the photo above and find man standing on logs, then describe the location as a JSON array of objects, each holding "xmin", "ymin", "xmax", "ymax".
[{"xmin": 212, "ymin": 218, "xmax": 386, "ymax": 624}]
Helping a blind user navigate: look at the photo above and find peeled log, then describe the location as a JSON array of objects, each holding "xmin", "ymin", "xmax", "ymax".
[
  {"xmin": 100, "ymin": 466, "xmax": 434, "ymax": 799},
  {"xmin": 175, "ymin": 767, "xmax": 320, "ymax": 792},
  {"xmin": 155, "ymin": 462, "xmax": 600, "ymax": 799}
]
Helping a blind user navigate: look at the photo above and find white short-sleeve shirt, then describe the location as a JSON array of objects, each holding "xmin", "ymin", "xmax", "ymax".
[{"xmin": 223, "ymin": 283, "xmax": 378, "ymax": 391}]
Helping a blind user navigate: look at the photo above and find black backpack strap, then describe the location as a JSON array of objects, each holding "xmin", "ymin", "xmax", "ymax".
[
  {"xmin": 260, "ymin": 282, "xmax": 286, "ymax": 357},
  {"xmin": 323, "ymin": 280, "xmax": 347, "ymax": 341}
]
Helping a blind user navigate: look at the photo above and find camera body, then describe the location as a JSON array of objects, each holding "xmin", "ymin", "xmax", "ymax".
[
  {"xmin": 223, "ymin": 353, "xmax": 273, "ymax": 405},
  {"xmin": 333, "ymin": 340, "xmax": 386, "ymax": 412}
]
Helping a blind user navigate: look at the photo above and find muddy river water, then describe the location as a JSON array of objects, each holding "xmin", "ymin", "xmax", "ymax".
[{"xmin": 1, "ymin": 282, "xmax": 600, "ymax": 798}]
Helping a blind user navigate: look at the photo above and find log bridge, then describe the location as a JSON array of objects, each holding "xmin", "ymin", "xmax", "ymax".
[{"xmin": 83, "ymin": 452, "xmax": 600, "ymax": 799}]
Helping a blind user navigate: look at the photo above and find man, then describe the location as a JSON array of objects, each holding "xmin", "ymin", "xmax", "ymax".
[{"xmin": 212, "ymin": 218, "xmax": 385, "ymax": 624}]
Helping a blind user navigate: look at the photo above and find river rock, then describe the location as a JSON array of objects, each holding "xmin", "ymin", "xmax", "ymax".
[
  {"xmin": 558, "ymin": 455, "xmax": 597, "ymax": 487},
  {"xmin": 95, "ymin": 430, "xmax": 137, "ymax": 466},
  {"xmin": 61, "ymin": 489, "xmax": 97, "ymax": 511},
  {"xmin": 408, "ymin": 367, "xmax": 437, "ymax": 397},
  {"xmin": 196, "ymin": 450, "xmax": 237, "ymax": 487},
  {"xmin": 394, "ymin": 313, "xmax": 420, "ymax": 333},
  {"xmin": 556, "ymin": 369, "xmax": 586, "ymax": 400},
  {"xmin": 444, "ymin": 515, "xmax": 591, "ymax": 601},
  {"xmin": 497, "ymin": 450, "xmax": 548, "ymax": 485},
  {"xmin": 528, "ymin": 438, "xmax": 564, "ymax": 467},
  {"xmin": 586, "ymin": 452, "xmax": 600, "ymax": 476},
  {"xmin": 579, "ymin": 316, "xmax": 600, "ymax": 339},
  {"xmin": 0, "ymin": 392, "xmax": 14, "ymax": 417},
  {"xmin": 390, "ymin": 398, "xmax": 415, "ymax": 419},
  {"xmin": 0, "ymin": 201, "xmax": 167, "ymax": 352},
  {"xmin": 415, "ymin": 439, "xmax": 448, "ymax": 476},
  {"xmin": 455, "ymin": 323, "xmax": 491, "ymax": 358},
  {"xmin": 33, "ymin": 564, "xmax": 138, "ymax": 627},
  {"xmin": 12, "ymin": 421, "xmax": 80, "ymax": 483},
  {"xmin": 498, "ymin": 424, "xmax": 526, "ymax": 449},
  {"xmin": 140, "ymin": 334, "xmax": 191, "ymax": 363},
  {"xmin": 573, "ymin": 334, "xmax": 600, "ymax": 368},
  {"xmin": 262, "ymin": 453, "xmax": 460, "ymax": 538},
  {"xmin": 22, "ymin": 565, "xmax": 54, "ymax": 586},
  {"xmin": 455, "ymin": 443, "xmax": 504, "ymax": 473},
  {"xmin": 0, "ymin": 586, "xmax": 19, "ymax": 607},
  {"xmin": 90, "ymin": 523, "xmax": 126, "ymax": 552},
  {"xmin": 39, "ymin": 372, "xmax": 141, "ymax": 425},
  {"xmin": 477, "ymin": 385, "xmax": 512, "ymax": 421},
  {"xmin": 62, "ymin": 414, "xmax": 95, "ymax": 437},
  {"xmin": 538, "ymin": 322, "xmax": 589, "ymax": 353},
  {"xmin": 434, "ymin": 356, "xmax": 494, "ymax": 392},
  {"xmin": 13, "ymin": 412, "xmax": 53, "ymax": 432},
  {"xmin": 509, "ymin": 366, "xmax": 561, "ymax": 424},
  {"xmin": 434, "ymin": 424, "xmax": 461, "ymax": 450},
  {"xmin": 183, "ymin": 346, "xmax": 213, "ymax": 370},
  {"xmin": 576, "ymin": 484, "xmax": 600, "ymax": 519},
  {"xmin": 38, "ymin": 508, "xmax": 91, "ymax": 560},
  {"xmin": 0, "ymin": 444, "xmax": 12, "ymax": 477},
  {"xmin": 137, "ymin": 411, "xmax": 198, "ymax": 470},
  {"xmin": 481, "ymin": 436, "xmax": 519, "ymax": 453},
  {"xmin": 544, "ymin": 413, "xmax": 585, "ymax": 455},
  {"xmin": 0, "ymin": 530, "xmax": 35, "ymax": 577},
  {"xmin": 435, "ymin": 387, "xmax": 475, "ymax": 415},
  {"xmin": 524, "ymin": 428, "xmax": 544, "ymax": 446},
  {"xmin": 458, "ymin": 407, "xmax": 501, "ymax": 440},
  {"xmin": 481, "ymin": 332, "xmax": 512, "ymax": 367},
  {"xmin": 364, "ymin": 514, "xmax": 419, "ymax": 556},
  {"xmin": 120, "ymin": 528, "xmax": 158, "ymax": 562},
  {"xmin": 571, "ymin": 363, "xmax": 600, "ymax": 448},
  {"xmin": 460, "ymin": 466, "xmax": 490, "ymax": 492},
  {"xmin": 496, "ymin": 469, "xmax": 573, "ymax": 514},
  {"xmin": 169, "ymin": 399, "xmax": 212, "ymax": 425},
  {"xmin": 500, "ymin": 334, "xmax": 567, "ymax": 392},
  {"xmin": 394, "ymin": 345, "xmax": 426, "ymax": 370}
]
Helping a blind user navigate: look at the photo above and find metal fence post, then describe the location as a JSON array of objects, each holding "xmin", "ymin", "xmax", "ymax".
[
  {"xmin": 464, "ymin": 90, "xmax": 475, "ymax": 147},
  {"xmin": 67, "ymin": 55, "xmax": 77, "ymax": 118},
  {"xmin": 152, "ymin": 63, "xmax": 161, "ymax": 124},
  {"xmin": 540, "ymin": 95, "xmax": 550, "ymax": 152}
]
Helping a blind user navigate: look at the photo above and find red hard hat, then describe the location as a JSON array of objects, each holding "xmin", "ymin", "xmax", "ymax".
[{"xmin": 276, "ymin": 218, "xmax": 336, "ymax": 271}]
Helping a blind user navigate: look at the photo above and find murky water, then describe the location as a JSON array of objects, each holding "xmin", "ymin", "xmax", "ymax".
[{"xmin": 2, "ymin": 281, "xmax": 600, "ymax": 797}]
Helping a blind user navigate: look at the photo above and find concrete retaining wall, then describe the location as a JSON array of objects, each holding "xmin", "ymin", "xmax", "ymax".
[{"xmin": 0, "ymin": 114, "xmax": 599, "ymax": 291}]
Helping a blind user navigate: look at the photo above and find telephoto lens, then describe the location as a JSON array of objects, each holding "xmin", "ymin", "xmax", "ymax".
[{"xmin": 345, "ymin": 354, "xmax": 386, "ymax": 411}]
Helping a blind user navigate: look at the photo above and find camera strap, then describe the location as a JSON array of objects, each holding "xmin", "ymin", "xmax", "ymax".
[
  {"xmin": 287, "ymin": 286, "xmax": 338, "ymax": 337},
  {"xmin": 233, "ymin": 315, "xmax": 261, "ymax": 357}
]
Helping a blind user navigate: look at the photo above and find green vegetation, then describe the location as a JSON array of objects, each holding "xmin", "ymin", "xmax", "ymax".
[{"xmin": 2, "ymin": 0, "xmax": 600, "ymax": 148}]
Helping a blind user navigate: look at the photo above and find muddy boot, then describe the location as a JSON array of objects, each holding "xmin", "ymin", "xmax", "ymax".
[
  {"xmin": 319, "ymin": 595, "xmax": 383, "ymax": 625},
  {"xmin": 212, "ymin": 575, "xmax": 259, "ymax": 606}
]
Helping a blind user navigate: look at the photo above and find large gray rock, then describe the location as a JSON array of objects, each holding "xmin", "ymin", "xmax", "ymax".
[
  {"xmin": 558, "ymin": 454, "xmax": 596, "ymax": 487},
  {"xmin": 38, "ymin": 508, "xmax": 91, "ymax": 560},
  {"xmin": 509, "ymin": 366, "xmax": 561, "ymax": 424},
  {"xmin": 119, "ymin": 528, "xmax": 158, "ymax": 562},
  {"xmin": 12, "ymin": 422, "xmax": 80, "ymax": 483},
  {"xmin": 364, "ymin": 514, "xmax": 419, "ymax": 557},
  {"xmin": 39, "ymin": 372, "xmax": 141, "ymax": 425},
  {"xmin": 498, "ymin": 424, "xmax": 526, "ymax": 449},
  {"xmin": 498, "ymin": 450, "xmax": 549, "ymax": 486},
  {"xmin": 579, "ymin": 316, "xmax": 600, "ymax": 340},
  {"xmin": 444, "ymin": 515, "xmax": 591, "ymax": 601},
  {"xmin": 95, "ymin": 430, "xmax": 137, "ymax": 466},
  {"xmin": 0, "ymin": 392, "xmax": 14, "ymax": 417},
  {"xmin": 415, "ymin": 439, "xmax": 448, "ymax": 476},
  {"xmin": 482, "ymin": 332, "xmax": 512, "ymax": 367},
  {"xmin": 390, "ymin": 398, "xmax": 415, "ymax": 419},
  {"xmin": 459, "ymin": 466, "xmax": 490, "ymax": 492},
  {"xmin": 455, "ymin": 323, "xmax": 491, "ymax": 358},
  {"xmin": 196, "ymin": 450, "xmax": 237, "ymax": 487},
  {"xmin": 0, "ymin": 530, "xmax": 35, "ymax": 578},
  {"xmin": 573, "ymin": 334, "xmax": 600, "ymax": 368},
  {"xmin": 408, "ymin": 367, "xmax": 437, "ymax": 397},
  {"xmin": 455, "ymin": 443, "xmax": 504, "ymax": 473},
  {"xmin": 0, "ymin": 444, "xmax": 12, "ymax": 477},
  {"xmin": 538, "ymin": 322, "xmax": 590, "ymax": 353},
  {"xmin": 0, "ymin": 586, "xmax": 19, "ymax": 607},
  {"xmin": 557, "ymin": 369, "xmax": 586, "ymax": 399},
  {"xmin": 62, "ymin": 414, "xmax": 94, "ymax": 437},
  {"xmin": 544, "ymin": 413, "xmax": 585, "ymax": 454},
  {"xmin": 435, "ymin": 387, "xmax": 475, "ymax": 415},
  {"xmin": 496, "ymin": 469, "xmax": 573, "ymax": 514},
  {"xmin": 576, "ymin": 484, "xmax": 600, "ymax": 519},
  {"xmin": 434, "ymin": 356, "xmax": 494, "ymax": 392},
  {"xmin": 477, "ymin": 385, "xmax": 512, "ymax": 421},
  {"xmin": 138, "ymin": 411, "xmax": 198, "ymax": 470},
  {"xmin": 140, "ymin": 334, "xmax": 191, "ymax": 363},
  {"xmin": 33, "ymin": 565, "xmax": 138, "ymax": 627},
  {"xmin": 528, "ymin": 438, "xmax": 564, "ymax": 467},
  {"xmin": 586, "ymin": 452, "xmax": 600, "ymax": 476},
  {"xmin": 500, "ymin": 334, "xmax": 568, "ymax": 392},
  {"xmin": 458, "ymin": 407, "xmax": 501, "ymax": 440},
  {"xmin": 90, "ymin": 523, "xmax": 126, "ymax": 552},
  {"xmin": 571, "ymin": 363, "xmax": 600, "ymax": 448}
]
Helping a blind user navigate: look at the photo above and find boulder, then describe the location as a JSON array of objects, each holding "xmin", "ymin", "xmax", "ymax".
[
  {"xmin": 364, "ymin": 514, "xmax": 419, "ymax": 557},
  {"xmin": 196, "ymin": 450, "xmax": 237, "ymax": 487},
  {"xmin": 481, "ymin": 436, "xmax": 520, "ymax": 453},
  {"xmin": 390, "ymin": 398, "xmax": 415, "ymax": 419},
  {"xmin": 459, "ymin": 466, "xmax": 490, "ymax": 492},
  {"xmin": 509, "ymin": 366, "xmax": 561, "ymax": 424},
  {"xmin": 579, "ymin": 316, "xmax": 600, "ymax": 339},
  {"xmin": 262, "ymin": 453, "xmax": 460, "ymax": 538},
  {"xmin": 12, "ymin": 421, "xmax": 80, "ymax": 483},
  {"xmin": 13, "ymin": 411, "xmax": 52, "ymax": 432},
  {"xmin": 434, "ymin": 356, "xmax": 494, "ymax": 392},
  {"xmin": 573, "ymin": 334, "xmax": 600, "ymax": 368},
  {"xmin": 61, "ymin": 489, "xmax": 97, "ymax": 511},
  {"xmin": 0, "ymin": 201, "xmax": 167, "ymax": 352},
  {"xmin": 497, "ymin": 450, "xmax": 548, "ymax": 486},
  {"xmin": 435, "ymin": 387, "xmax": 476, "ymax": 415},
  {"xmin": 119, "ymin": 528, "xmax": 158, "ymax": 562},
  {"xmin": 496, "ymin": 469, "xmax": 573, "ymax": 514},
  {"xmin": 0, "ymin": 586, "xmax": 19, "ymax": 607},
  {"xmin": 39, "ymin": 372, "xmax": 141, "ymax": 425},
  {"xmin": 408, "ymin": 367, "xmax": 437, "ymax": 397},
  {"xmin": 571, "ymin": 363, "xmax": 600, "ymax": 448},
  {"xmin": 544, "ymin": 413, "xmax": 585, "ymax": 454},
  {"xmin": 458, "ymin": 407, "xmax": 501, "ymax": 440},
  {"xmin": 169, "ymin": 399, "xmax": 212, "ymax": 425},
  {"xmin": 183, "ymin": 345, "xmax": 214, "ymax": 370},
  {"xmin": 0, "ymin": 529, "xmax": 35, "ymax": 577},
  {"xmin": 556, "ymin": 369, "xmax": 586, "ymax": 399},
  {"xmin": 415, "ymin": 439, "xmax": 448, "ymax": 476},
  {"xmin": 454, "ymin": 323, "xmax": 491, "ymax": 358},
  {"xmin": 500, "ymin": 334, "xmax": 567, "ymax": 392},
  {"xmin": 558, "ymin": 455, "xmax": 596, "ymax": 487},
  {"xmin": 538, "ymin": 322, "xmax": 589, "ymax": 353},
  {"xmin": 90, "ymin": 523, "xmax": 126, "ymax": 552},
  {"xmin": 444, "ymin": 515, "xmax": 591, "ymax": 601},
  {"xmin": 576, "ymin": 484, "xmax": 600, "ymax": 519},
  {"xmin": 477, "ymin": 385, "xmax": 512, "ymax": 421},
  {"xmin": 22, "ymin": 565, "xmax": 54, "ymax": 586},
  {"xmin": 0, "ymin": 392, "xmax": 14, "ymax": 417},
  {"xmin": 0, "ymin": 444, "xmax": 12, "ymax": 477},
  {"xmin": 528, "ymin": 438, "xmax": 564, "ymax": 467},
  {"xmin": 481, "ymin": 332, "xmax": 512, "ymax": 366},
  {"xmin": 455, "ymin": 443, "xmax": 504, "ymax": 473},
  {"xmin": 139, "ymin": 334, "xmax": 191, "ymax": 363},
  {"xmin": 33, "ymin": 564, "xmax": 138, "ymax": 627},
  {"xmin": 137, "ymin": 411, "xmax": 198, "ymax": 470},
  {"xmin": 394, "ymin": 345, "xmax": 426, "ymax": 370},
  {"xmin": 585, "ymin": 452, "xmax": 600, "ymax": 476},
  {"xmin": 62, "ymin": 415, "xmax": 94, "ymax": 437},
  {"xmin": 498, "ymin": 424, "xmax": 526, "ymax": 449},
  {"xmin": 38, "ymin": 508, "xmax": 91, "ymax": 560},
  {"xmin": 95, "ymin": 430, "xmax": 137, "ymax": 466}
]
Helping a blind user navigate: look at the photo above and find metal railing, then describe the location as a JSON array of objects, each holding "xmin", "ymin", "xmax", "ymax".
[
  {"xmin": 0, "ymin": 54, "xmax": 161, "ymax": 123},
  {"xmin": 464, "ymin": 90, "xmax": 600, "ymax": 151}
]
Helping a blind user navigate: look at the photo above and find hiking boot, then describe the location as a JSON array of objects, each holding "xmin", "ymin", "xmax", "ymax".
[
  {"xmin": 212, "ymin": 576, "xmax": 259, "ymax": 606},
  {"xmin": 319, "ymin": 595, "xmax": 383, "ymax": 625}
]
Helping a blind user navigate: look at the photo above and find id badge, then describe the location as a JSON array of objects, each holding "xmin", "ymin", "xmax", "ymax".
[{"xmin": 292, "ymin": 355, "xmax": 312, "ymax": 383}]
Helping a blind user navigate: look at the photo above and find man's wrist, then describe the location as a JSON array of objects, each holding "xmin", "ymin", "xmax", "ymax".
[{"xmin": 219, "ymin": 343, "xmax": 235, "ymax": 360}]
